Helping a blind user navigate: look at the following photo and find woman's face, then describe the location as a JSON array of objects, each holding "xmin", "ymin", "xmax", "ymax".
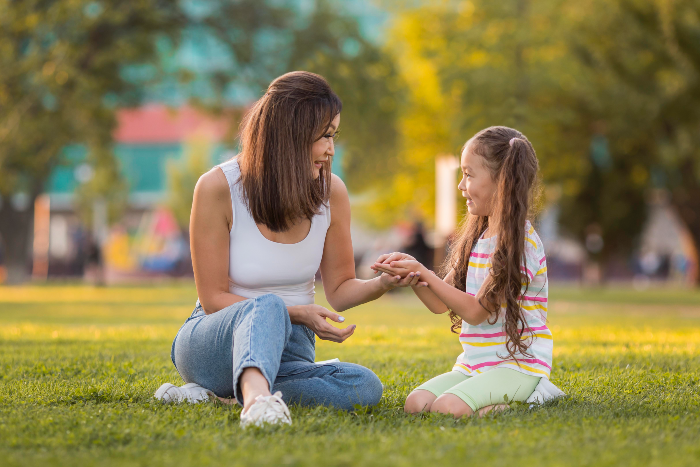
[
  {"xmin": 311, "ymin": 114, "xmax": 340, "ymax": 179},
  {"xmin": 458, "ymin": 141, "xmax": 498, "ymax": 217}
]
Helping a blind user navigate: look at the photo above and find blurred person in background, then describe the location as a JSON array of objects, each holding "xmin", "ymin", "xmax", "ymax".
[
  {"xmin": 402, "ymin": 222, "xmax": 433, "ymax": 271},
  {"xmin": 0, "ymin": 233, "xmax": 6, "ymax": 284},
  {"xmin": 84, "ymin": 233, "xmax": 105, "ymax": 286}
]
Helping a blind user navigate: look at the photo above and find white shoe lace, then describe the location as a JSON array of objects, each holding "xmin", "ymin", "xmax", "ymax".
[{"xmin": 240, "ymin": 391, "xmax": 292, "ymax": 428}]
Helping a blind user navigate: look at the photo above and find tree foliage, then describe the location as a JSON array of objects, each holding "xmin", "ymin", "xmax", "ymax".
[
  {"xmin": 564, "ymin": 0, "xmax": 700, "ymax": 280},
  {"xmin": 166, "ymin": 137, "xmax": 211, "ymax": 231},
  {"xmin": 0, "ymin": 0, "xmax": 400, "ymax": 282},
  {"xmin": 0, "ymin": 0, "xmax": 186, "ymax": 282},
  {"xmin": 372, "ymin": 0, "xmax": 700, "ymax": 280}
]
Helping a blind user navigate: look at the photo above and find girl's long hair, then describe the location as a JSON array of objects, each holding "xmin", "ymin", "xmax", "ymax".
[{"xmin": 442, "ymin": 126, "xmax": 540, "ymax": 361}]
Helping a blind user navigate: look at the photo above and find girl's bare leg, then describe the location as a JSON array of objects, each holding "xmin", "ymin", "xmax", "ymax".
[
  {"xmin": 430, "ymin": 394, "xmax": 474, "ymax": 418},
  {"xmin": 404, "ymin": 390, "xmax": 438, "ymax": 413}
]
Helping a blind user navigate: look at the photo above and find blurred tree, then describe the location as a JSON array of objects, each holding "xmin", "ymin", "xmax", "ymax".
[
  {"xmin": 0, "ymin": 0, "xmax": 186, "ymax": 283},
  {"xmin": 369, "ymin": 0, "xmax": 654, "ymax": 276},
  {"xmin": 0, "ymin": 0, "xmax": 401, "ymax": 283},
  {"xmin": 200, "ymin": 0, "xmax": 401, "ymax": 193},
  {"xmin": 166, "ymin": 137, "xmax": 211, "ymax": 231},
  {"xmin": 563, "ymin": 0, "xmax": 700, "ymax": 284}
]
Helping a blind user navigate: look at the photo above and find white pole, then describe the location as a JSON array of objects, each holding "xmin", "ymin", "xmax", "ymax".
[
  {"xmin": 435, "ymin": 155, "xmax": 459, "ymax": 247},
  {"xmin": 32, "ymin": 194, "xmax": 51, "ymax": 280}
]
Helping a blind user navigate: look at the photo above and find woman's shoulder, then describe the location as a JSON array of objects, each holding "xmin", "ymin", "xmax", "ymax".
[
  {"xmin": 326, "ymin": 174, "xmax": 349, "ymax": 224},
  {"xmin": 194, "ymin": 166, "xmax": 231, "ymax": 204},
  {"xmin": 329, "ymin": 173, "xmax": 348, "ymax": 203},
  {"xmin": 190, "ymin": 166, "xmax": 235, "ymax": 231}
]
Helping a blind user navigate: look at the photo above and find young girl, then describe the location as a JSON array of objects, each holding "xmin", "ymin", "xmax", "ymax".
[{"xmin": 373, "ymin": 126, "xmax": 557, "ymax": 418}]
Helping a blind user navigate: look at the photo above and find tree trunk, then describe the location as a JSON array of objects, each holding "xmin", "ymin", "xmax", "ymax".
[
  {"xmin": 670, "ymin": 160, "xmax": 700, "ymax": 286},
  {"xmin": 0, "ymin": 191, "xmax": 38, "ymax": 284}
]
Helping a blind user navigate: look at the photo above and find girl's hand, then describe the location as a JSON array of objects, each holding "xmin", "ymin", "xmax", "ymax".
[
  {"xmin": 289, "ymin": 304, "xmax": 356, "ymax": 343},
  {"xmin": 373, "ymin": 259, "xmax": 426, "ymax": 278},
  {"xmin": 374, "ymin": 252, "xmax": 416, "ymax": 266}
]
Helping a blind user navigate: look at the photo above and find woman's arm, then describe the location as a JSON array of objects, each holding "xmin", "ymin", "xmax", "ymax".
[
  {"xmin": 190, "ymin": 168, "xmax": 249, "ymax": 314},
  {"xmin": 190, "ymin": 168, "xmax": 359, "ymax": 342},
  {"xmin": 319, "ymin": 175, "xmax": 418, "ymax": 312}
]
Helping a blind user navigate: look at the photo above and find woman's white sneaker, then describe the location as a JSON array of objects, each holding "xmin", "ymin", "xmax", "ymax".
[
  {"xmin": 154, "ymin": 382, "xmax": 216, "ymax": 404},
  {"xmin": 240, "ymin": 391, "xmax": 292, "ymax": 428}
]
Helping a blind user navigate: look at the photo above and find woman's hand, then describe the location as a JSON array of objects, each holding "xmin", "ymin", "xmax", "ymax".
[
  {"xmin": 371, "ymin": 252, "xmax": 428, "ymax": 288},
  {"xmin": 377, "ymin": 270, "xmax": 428, "ymax": 289},
  {"xmin": 288, "ymin": 304, "xmax": 357, "ymax": 343}
]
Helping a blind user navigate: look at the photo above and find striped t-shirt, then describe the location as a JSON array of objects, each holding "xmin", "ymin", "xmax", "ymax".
[{"xmin": 453, "ymin": 221, "xmax": 552, "ymax": 378}]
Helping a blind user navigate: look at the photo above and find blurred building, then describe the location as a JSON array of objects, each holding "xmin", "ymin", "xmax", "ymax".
[{"xmin": 44, "ymin": 105, "xmax": 230, "ymax": 278}]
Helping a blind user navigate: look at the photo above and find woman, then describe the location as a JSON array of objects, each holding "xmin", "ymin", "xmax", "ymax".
[{"xmin": 155, "ymin": 71, "xmax": 425, "ymax": 427}]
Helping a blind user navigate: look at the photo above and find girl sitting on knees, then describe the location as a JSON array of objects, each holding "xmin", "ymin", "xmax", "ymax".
[{"xmin": 373, "ymin": 126, "xmax": 560, "ymax": 418}]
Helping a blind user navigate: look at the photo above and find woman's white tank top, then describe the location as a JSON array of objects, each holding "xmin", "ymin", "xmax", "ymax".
[{"xmin": 217, "ymin": 158, "xmax": 330, "ymax": 307}]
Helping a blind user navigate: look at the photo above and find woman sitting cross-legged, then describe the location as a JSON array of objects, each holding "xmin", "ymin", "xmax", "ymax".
[{"xmin": 155, "ymin": 71, "xmax": 424, "ymax": 428}]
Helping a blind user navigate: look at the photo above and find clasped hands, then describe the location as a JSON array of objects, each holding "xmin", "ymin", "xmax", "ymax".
[
  {"xmin": 290, "ymin": 252, "xmax": 429, "ymax": 344},
  {"xmin": 371, "ymin": 252, "xmax": 430, "ymax": 288}
]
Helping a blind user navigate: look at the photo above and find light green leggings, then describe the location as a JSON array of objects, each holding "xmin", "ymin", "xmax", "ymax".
[{"xmin": 415, "ymin": 368, "xmax": 540, "ymax": 412}]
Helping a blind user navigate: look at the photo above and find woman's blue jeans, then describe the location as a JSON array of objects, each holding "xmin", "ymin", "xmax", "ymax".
[{"xmin": 171, "ymin": 293, "xmax": 383, "ymax": 410}]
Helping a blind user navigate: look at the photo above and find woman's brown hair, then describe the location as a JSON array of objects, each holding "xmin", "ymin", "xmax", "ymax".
[
  {"xmin": 442, "ymin": 126, "xmax": 541, "ymax": 361},
  {"xmin": 237, "ymin": 71, "xmax": 342, "ymax": 232}
]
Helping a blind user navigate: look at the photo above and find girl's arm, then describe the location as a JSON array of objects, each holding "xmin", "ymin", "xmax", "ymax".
[
  {"xmin": 423, "ymin": 269, "xmax": 491, "ymax": 325},
  {"xmin": 370, "ymin": 253, "xmax": 450, "ymax": 315},
  {"xmin": 410, "ymin": 269, "xmax": 454, "ymax": 314},
  {"xmin": 374, "ymin": 260, "xmax": 491, "ymax": 325},
  {"xmin": 319, "ymin": 175, "xmax": 420, "ymax": 312}
]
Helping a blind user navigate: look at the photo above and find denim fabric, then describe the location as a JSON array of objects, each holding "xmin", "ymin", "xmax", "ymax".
[{"xmin": 171, "ymin": 293, "xmax": 383, "ymax": 410}]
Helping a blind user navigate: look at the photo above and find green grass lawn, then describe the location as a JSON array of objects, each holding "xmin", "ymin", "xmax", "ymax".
[{"xmin": 1, "ymin": 284, "xmax": 699, "ymax": 467}]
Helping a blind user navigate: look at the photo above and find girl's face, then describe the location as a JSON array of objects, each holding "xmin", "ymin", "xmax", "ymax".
[
  {"xmin": 458, "ymin": 142, "xmax": 498, "ymax": 217},
  {"xmin": 310, "ymin": 114, "xmax": 340, "ymax": 179}
]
